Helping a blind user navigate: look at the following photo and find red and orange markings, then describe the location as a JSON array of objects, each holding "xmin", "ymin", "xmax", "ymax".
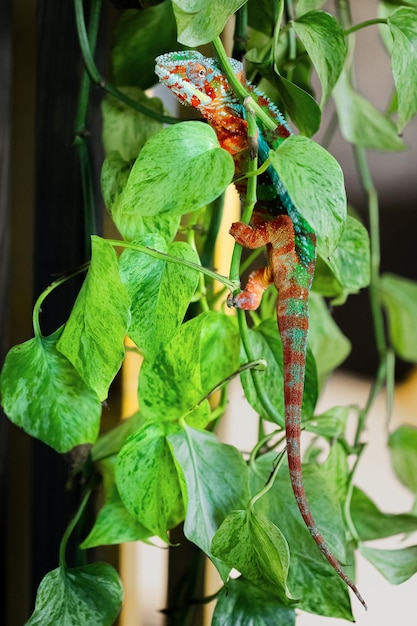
[
  {"xmin": 204, "ymin": 83, "xmax": 216, "ymax": 99},
  {"xmin": 190, "ymin": 94, "xmax": 201, "ymax": 108}
]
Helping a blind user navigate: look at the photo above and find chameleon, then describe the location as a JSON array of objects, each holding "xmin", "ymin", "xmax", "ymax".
[{"xmin": 155, "ymin": 50, "xmax": 366, "ymax": 609}]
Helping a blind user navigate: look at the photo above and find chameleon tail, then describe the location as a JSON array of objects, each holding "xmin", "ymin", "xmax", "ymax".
[
  {"xmin": 228, "ymin": 216, "xmax": 366, "ymax": 608},
  {"xmin": 278, "ymin": 295, "xmax": 367, "ymax": 610}
]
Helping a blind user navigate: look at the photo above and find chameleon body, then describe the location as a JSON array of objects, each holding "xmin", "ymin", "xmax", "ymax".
[{"xmin": 155, "ymin": 51, "xmax": 365, "ymax": 608}]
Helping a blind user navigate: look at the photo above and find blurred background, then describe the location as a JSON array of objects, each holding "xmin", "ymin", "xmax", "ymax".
[{"xmin": 1, "ymin": 1, "xmax": 417, "ymax": 625}]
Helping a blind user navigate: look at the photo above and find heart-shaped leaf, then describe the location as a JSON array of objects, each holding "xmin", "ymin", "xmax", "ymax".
[
  {"xmin": 26, "ymin": 563, "xmax": 122, "ymax": 626},
  {"xmin": 0, "ymin": 328, "xmax": 101, "ymax": 453}
]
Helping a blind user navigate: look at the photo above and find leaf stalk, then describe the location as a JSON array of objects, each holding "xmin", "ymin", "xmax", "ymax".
[{"xmin": 73, "ymin": 0, "xmax": 178, "ymax": 125}]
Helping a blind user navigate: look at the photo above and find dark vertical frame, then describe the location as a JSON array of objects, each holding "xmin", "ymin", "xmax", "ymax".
[
  {"xmin": 3, "ymin": 1, "xmax": 109, "ymax": 623},
  {"xmin": 0, "ymin": 1, "xmax": 12, "ymax": 624},
  {"xmin": 4, "ymin": 0, "xmax": 36, "ymax": 623},
  {"xmin": 31, "ymin": 0, "xmax": 104, "ymax": 599}
]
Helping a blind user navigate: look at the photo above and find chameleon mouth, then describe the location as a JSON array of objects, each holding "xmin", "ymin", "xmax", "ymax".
[
  {"xmin": 155, "ymin": 60, "xmax": 212, "ymax": 106},
  {"xmin": 154, "ymin": 60, "xmax": 170, "ymax": 82}
]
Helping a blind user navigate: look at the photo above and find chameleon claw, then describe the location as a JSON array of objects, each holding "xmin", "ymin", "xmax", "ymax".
[
  {"xmin": 227, "ymin": 290, "xmax": 260, "ymax": 310},
  {"xmin": 227, "ymin": 292, "xmax": 238, "ymax": 308}
]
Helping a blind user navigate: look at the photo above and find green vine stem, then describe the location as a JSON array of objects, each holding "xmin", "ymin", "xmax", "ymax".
[
  {"xmin": 209, "ymin": 388, "xmax": 229, "ymax": 428},
  {"xmin": 31, "ymin": 236, "xmax": 239, "ymax": 340},
  {"xmin": 344, "ymin": 18, "xmax": 387, "ymax": 36},
  {"xmin": 32, "ymin": 264, "xmax": 89, "ymax": 338},
  {"xmin": 73, "ymin": 0, "xmax": 178, "ymax": 125},
  {"xmin": 355, "ymin": 147, "xmax": 387, "ymax": 359},
  {"xmin": 228, "ymin": 99, "xmax": 258, "ymax": 282},
  {"xmin": 352, "ymin": 148, "xmax": 389, "ymax": 442},
  {"xmin": 226, "ymin": 97, "xmax": 286, "ymax": 428},
  {"xmin": 186, "ymin": 214, "xmax": 210, "ymax": 312},
  {"xmin": 284, "ymin": 0, "xmax": 296, "ymax": 83},
  {"xmin": 200, "ymin": 193, "xmax": 225, "ymax": 269},
  {"xmin": 249, "ymin": 448, "xmax": 286, "ymax": 508},
  {"xmin": 239, "ymin": 247, "xmax": 263, "ymax": 275},
  {"xmin": 343, "ymin": 444, "xmax": 366, "ymax": 543},
  {"xmin": 232, "ymin": 4, "xmax": 248, "ymax": 60},
  {"xmin": 236, "ymin": 308, "xmax": 285, "ymax": 428},
  {"xmin": 74, "ymin": 0, "xmax": 102, "ymax": 250},
  {"xmin": 354, "ymin": 361, "xmax": 387, "ymax": 448},
  {"xmin": 185, "ymin": 359, "xmax": 268, "ymax": 421},
  {"xmin": 336, "ymin": 1, "xmax": 389, "ymax": 443},
  {"xmin": 106, "ymin": 239, "xmax": 239, "ymax": 292},
  {"xmin": 249, "ymin": 429, "xmax": 284, "ymax": 470},
  {"xmin": 59, "ymin": 484, "xmax": 93, "ymax": 569},
  {"xmin": 212, "ymin": 37, "xmax": 278, "ymax": 132},
  {"xmin": 212, "ymin": 41, "xmax": 284, "ymax": 428},
  {"xmin": 385, "ymin": 348, "xmax": 396, "ymax": 421}
]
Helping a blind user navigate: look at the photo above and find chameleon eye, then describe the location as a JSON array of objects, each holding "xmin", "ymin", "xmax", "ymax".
[{"xmin": 186, "ymin": 62, "xmax": 207, "ymax": 85}]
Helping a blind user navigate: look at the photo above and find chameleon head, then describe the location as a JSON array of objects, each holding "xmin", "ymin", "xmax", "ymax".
[{"xmin": 155, "ymin": 50, "xmax": 242, "ymax": 110}]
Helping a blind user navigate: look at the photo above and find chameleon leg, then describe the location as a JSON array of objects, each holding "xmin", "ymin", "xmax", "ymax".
[
  {"xmin": 228, "ymin": 215, "xmax": 295, "ymax": 310},
  {"xmin": 229, "ymin": 215, "xmax": 294, "ymax": 250},
  {"xmin": 227, "ymin": 266, "xmax": 273, "ymax": 310},
  {"xmin": 228, "ymin": 218, "xmax": 285, "ymax": 310}
]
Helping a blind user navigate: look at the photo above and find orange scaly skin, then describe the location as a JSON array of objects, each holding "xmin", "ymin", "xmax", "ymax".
[{"xmin": 155, "ymin": 51, "xmax": 366, "ymax": 609}]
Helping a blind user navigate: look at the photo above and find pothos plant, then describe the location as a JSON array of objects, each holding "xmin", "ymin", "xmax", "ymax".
[{"xmin": 2, "ymin": 0, "xmax": 417, "ymax": 624}]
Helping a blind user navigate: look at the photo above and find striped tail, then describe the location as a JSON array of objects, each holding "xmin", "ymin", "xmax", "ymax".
[
  {"xmin": 227, "ymin": 215, "xmax": 366, "ymax": 608},
  {"xmin": 278, "ymin": 290, "xmax": 367, "ymax": 610}
]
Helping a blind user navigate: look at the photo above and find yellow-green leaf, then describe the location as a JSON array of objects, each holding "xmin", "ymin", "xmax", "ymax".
[{"xmin": 0, "ymin": 329, "xmax": 101, "ymax": 453}]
